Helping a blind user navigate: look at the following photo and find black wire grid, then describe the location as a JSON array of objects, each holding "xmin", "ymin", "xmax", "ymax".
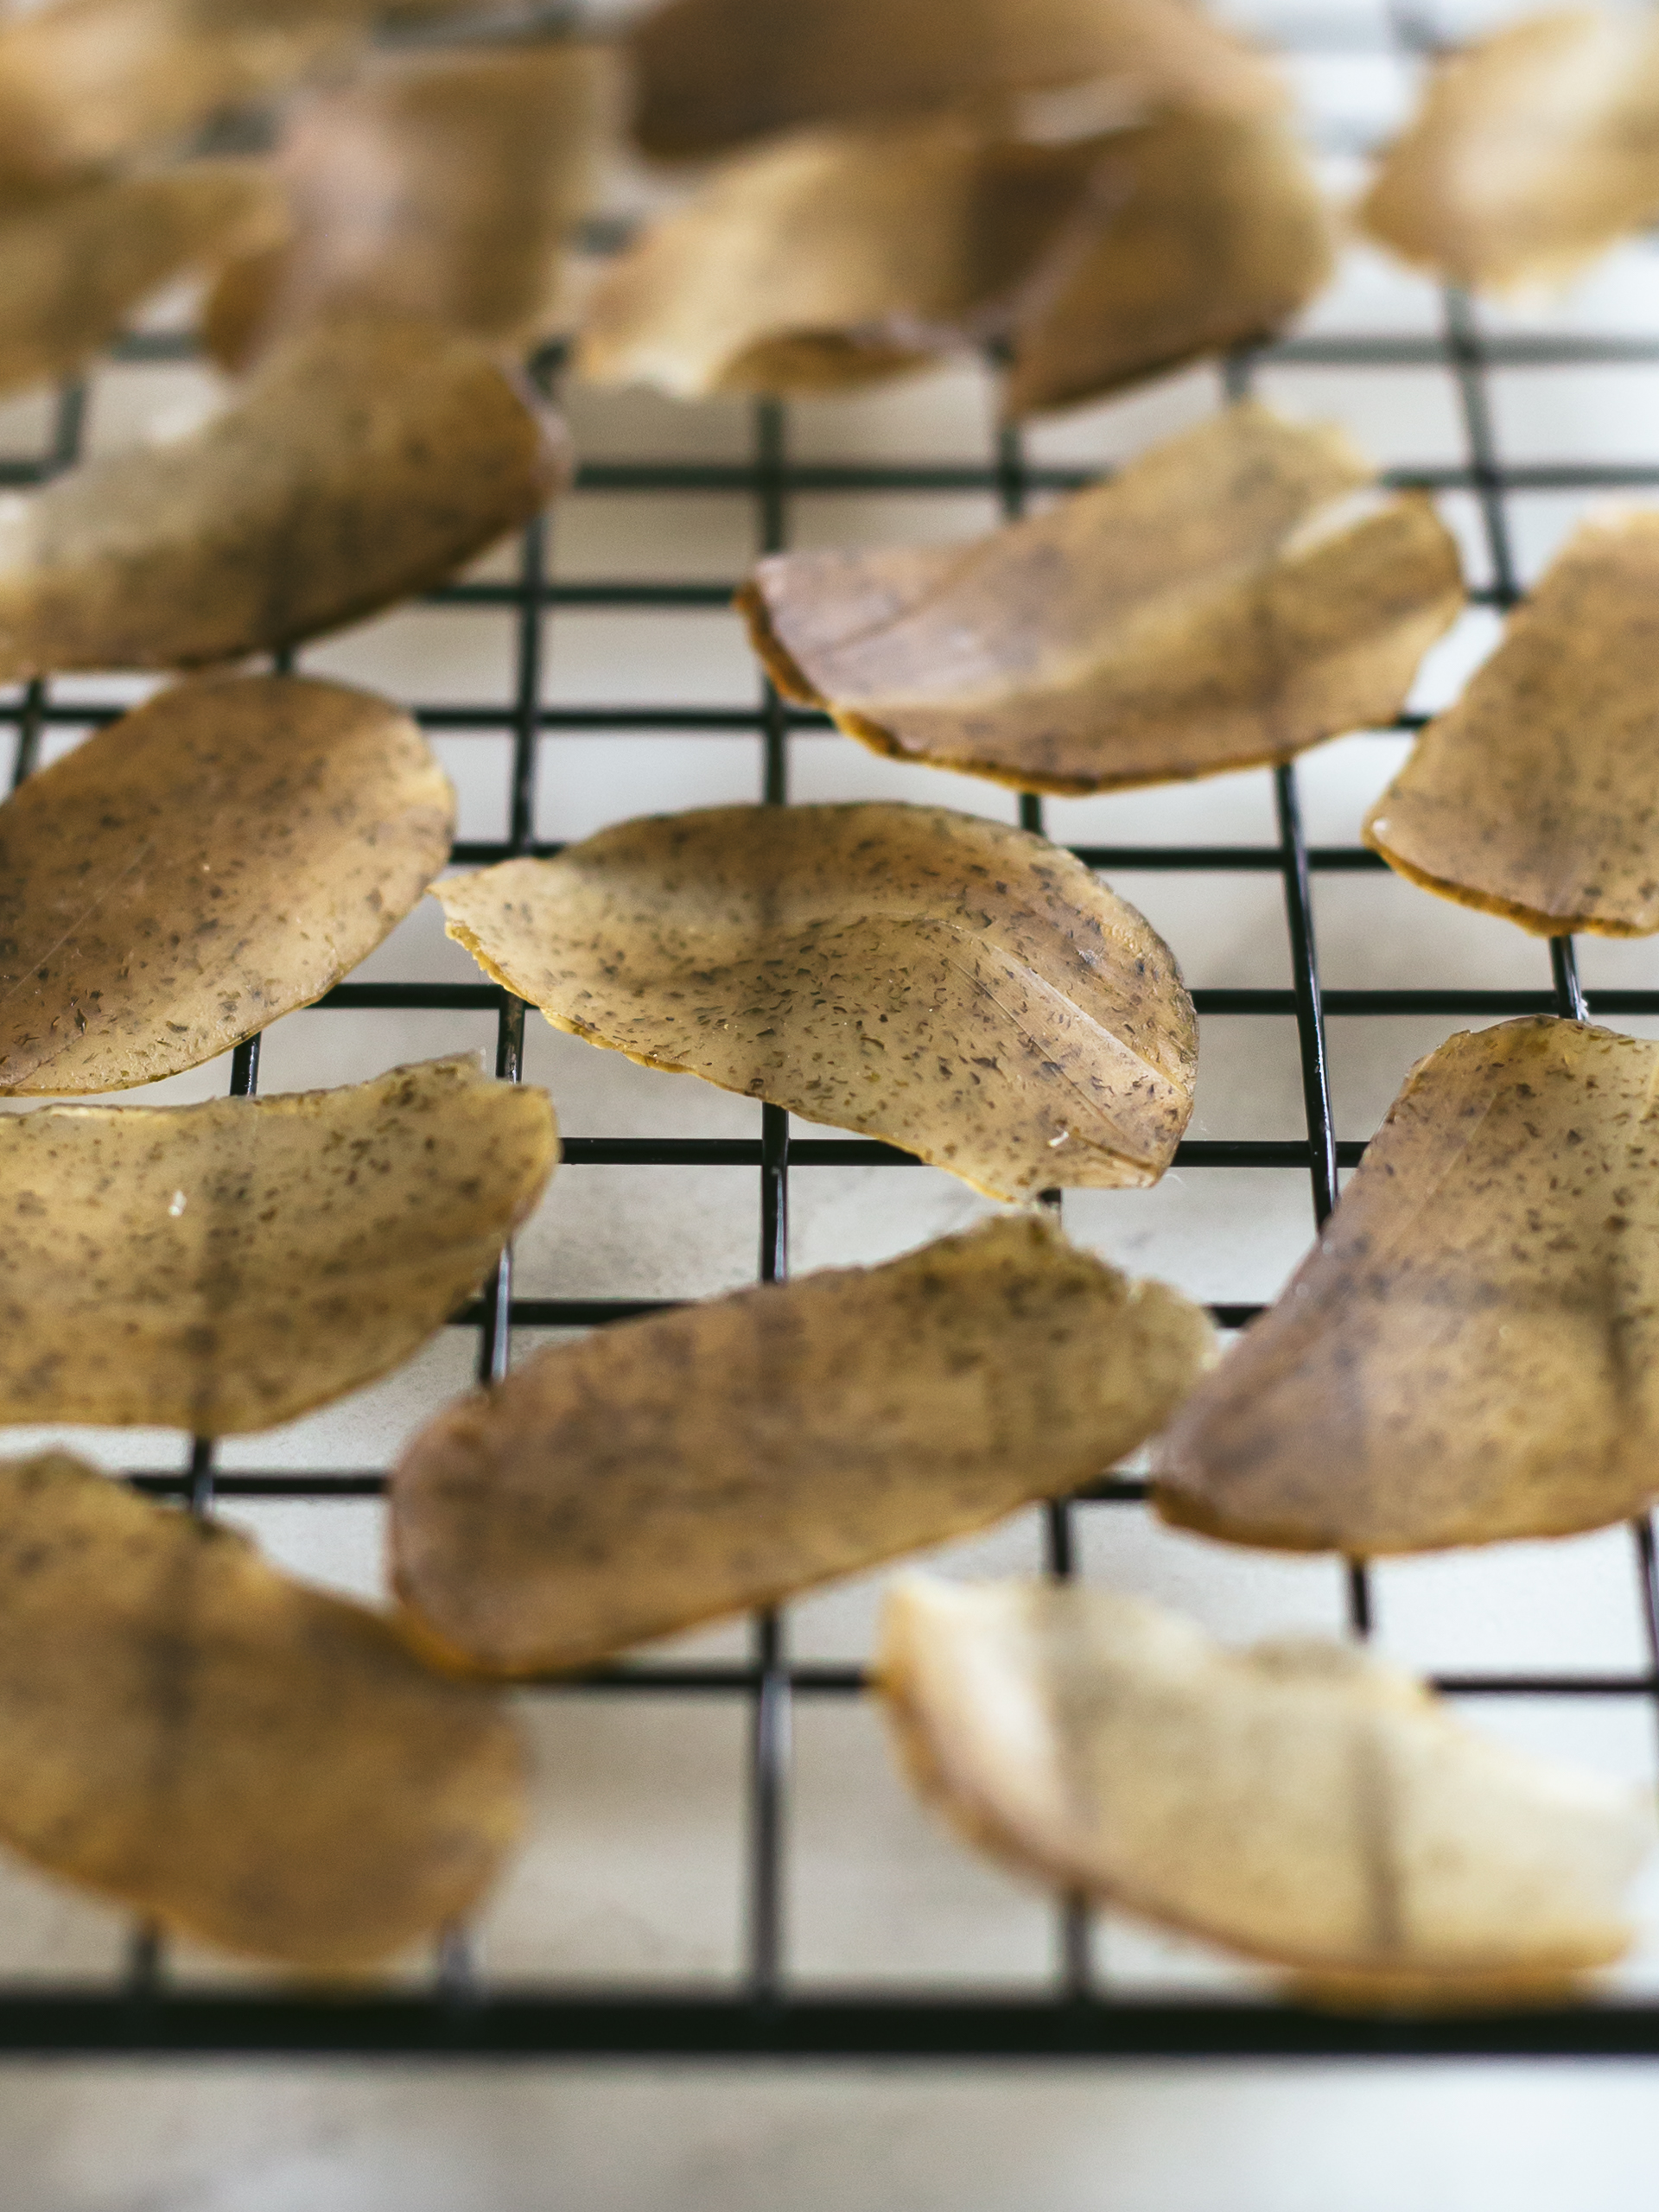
[{"xmin": 1, "ymin": 5, "xmax": 1658, "ymax": 2063}]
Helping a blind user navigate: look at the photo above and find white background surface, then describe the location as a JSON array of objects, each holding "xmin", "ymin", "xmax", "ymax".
[{"xmin": 4, "ymin": 0, "xmax": 1659, "ymax": 2201}]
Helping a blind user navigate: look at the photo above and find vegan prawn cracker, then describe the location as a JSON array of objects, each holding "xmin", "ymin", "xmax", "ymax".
[
  {"xmin": 0, "ymin": 1450, "xmax": 525, "ymax": 1968},
  {"xmin": 1155, "ymin": 1018, "xmax": 1659, "ymax": 1554},
  {"xmin": 391, "ymin": 1213, "xmax": 1213, "ymax": 1674},
  {"xmin": 435, "ymin": 801, "xmax": 1197, "ymax": 1204},
  {"xmin": 742, "ymin": 404, "xmax": 1461, "ymax": 794},
  {"xmin": 0, "ymin": 1057, "xmax": 557, "ymax": 1433},
  {"xmin": 0, "ymin": 674, "xmax": 454, "ymax": 1094},
  {"xmin": 879, "ymin": 1577, "xmax": 1652, "ymax": 2006},
  {"xmin": 1365, "ymin": 514, "xmax": 1659, "ymax": 937},
  {"xmin": 0, "ymin": 314, "xmax": 566, "ymax": 680}
]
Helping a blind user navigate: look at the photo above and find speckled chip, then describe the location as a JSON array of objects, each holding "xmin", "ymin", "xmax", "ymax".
[
  {"xmin": 1365, "ymin": 514, "xmax": 1659, "ymax": 937},
  {"xmin": 0, "ymin": 673, "xmax": 454, "ymax": 1095},
  {"xmin": 391, "ymin": 1213, "xmax": 1214, "ymax": 1674},
  {"xmin": 627, "ymin": 0, "xmax": 1283, "ymax": 161},
  {"xmin": 435, "ymin": 801, "xmax": 1197, "ymax": 1203},
  {"xmin": 0, "ymin": 0, "xmax": 353, "ymax": 190},
  {"xmin": 1155, "ymin": 1018, "xmax": 1659, "ymax": 1554},
  {"xmin": 0, "ymin": 162, "xmax": 286, "ymax": 400},
  {"xmin": 0, "ymin": 314, "xmax": 567, "ymax": 682},
  {"xmin": 0, "ymin": 1449, "xmax": 525, "ymax": 1968},
  {"xmin": 880, "ymin": 1576, "xmax": 1652, "ymax": 2007},
  {"xmin": 0, "ymin": 1056, "xmax": 557, "ymax": 1433},
  {"xmin": 1359, "ymin": 8, "xmax": 1659, "ymax": 290},
  {"xmin": 576, "ymin": 111, "xmax": 1331, "ymax": 415},
  {"xmin": 204, "ymin": 44, "xmax": 613, "ymax": 372},
  {"xmin": 741, "ymin": 404, "xmax": 1463, "ymax": 794}
]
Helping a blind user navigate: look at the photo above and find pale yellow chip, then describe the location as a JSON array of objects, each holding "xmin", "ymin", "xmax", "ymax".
[
  {"xmin": 880, "ymin": 1576, "xmax": 1653, "ymax": 2005},
  {"xmin": 0, "ymin": 673, "xmax": 454, "ymax": 1095},
  {"xmin": 0, "ymin": 0, "xmax": 354, "ymax": 190},
  {"xmin": 627, "ymin": 0, "xmax": 1284, "ymax": 162},
  {"xmin": 0, "ymin": 162, "xmax": 285, "ymax": 399},
  {"xmin": 577, "ymin": 110, "xmax": 1331, "ymax": 414},
  {"xmin": 435, "ymin": 802, "xmax": 1197, "ymax": 1204},
  {"xmin": 0, "ymin": 1056, "xmax": 556, "ymax": 1434},
  {"xmin": 391, "ymin": 1212, "xmax": 1214, "ymax": 1675},
  {"xmin": 1156, "ymin": 1017, "xmax": 1659, "ymax": 1554},
  {"xmin": 743, "ymin": 404, "xmax": 1462, "ymax": 794},
  {"xmin": 1359, "ymin": 8, "xmax": 1659, "ymax": 290},
  {"xmin": 1366, "ymin": 514, "xmax": 1659, "ymax": 937},
  {"xmin": 204, "ymin": 45, "xmax": 616, "ymax": 373},
  {"xmin": 0, "ymin": 314, "xmax": 566, "ymax": 682},
  {"xmin": 0, "ymin": 1450, "xmax": 525, "ymax": 1969}
]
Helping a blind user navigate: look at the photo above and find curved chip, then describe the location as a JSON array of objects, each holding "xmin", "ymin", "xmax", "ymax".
[
  {"xmin": 1001, "ymin": 111, "xmax": 1333, "ymax": 418},
  {"xmin": 435, "ymin": 802, "xmax": 1197, "ymax": 1203},
  {"xmin": 577, "ymin": 111, "xmax": 1331, "ymax": 412},
  {"xmin": 0, "ymin": 0, "xmax": 353, "ymax": 191},
  {"xmin": 577, "ymin": 115, "xmax": 1104, "ymax": 399},
  {"xmin": 0, "ymin": 314, "xmax": 566, "ymax": 683},
  {"xmin": 628, "ymin": 0, "xmax": 1283, "ymax": 162},
  {"xmin": 0, "ymin": 1056, "xmax": 556, "ymax": 1434},
  {"xmin": 203, "ymin": 45, "xmax": 614, "ymax": 374},
  {"xmin": 0, "ymin": 673, "xmax": 454, "ymax": 1095},
  {"xmin": 1155, "ymin": 1017, "xmax": 1659, "ymax": 1554},
  {"xmin": 1359, "ymin": 9, "xmax": 1659, "ymax": 290},
  {"xmin": 391, "ymin": 1212, "xmax": 1213, "ymax": 1675},
  {"xmin": 0, "ymin": 1450, "xmax": 524, "ymax": 1968},
  {"xmin": 0, "ymin": 162, "xmax": 285, "ymax": 399},
  {"xmin": 1365, "ymin": 514, "xmax": 1659, "ymax": 937},
  {"xmin": 879, "ymin": 1576, "xmax": 1652, "ymax": 2005},
  {"xmin": 741, "ymin": 404, "xmax": 1462, "ymax": 795}
]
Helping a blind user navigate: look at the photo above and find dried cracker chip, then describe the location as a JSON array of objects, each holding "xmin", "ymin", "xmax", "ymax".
[
  {"xmin": 0, "ymin": 673, "xmax": 454, "ymax": 1095},
  {"xmin": 1156, "ymin": 1018, "xmax": 1659, "ymax": 1554},
  {"xmin": 1001, "ymin": 111, "xmax": 1333, "ymax": 417},
  {"xmin": 577, "ymin": 115, "xmax": 1105, "ymax": 399},
  {"xmin": 0, "ymin": 0, "xmax": 354, "ymax": 190},
  {"xmin": 1360, "ymin": 8, "xmax": 1659, "ymax": 291},
  {"xmin": 577, "ymin": 111, "xmax": 1332, "ymax": 411},
  {"xmin": 741, "ymin": 403, "xmax": 1462, "ymax": 796},
  {"xmin": 0, "ymin": 1056, "xmax": 556, "ymax": 1433},
  {"xmin": 0, "ymin": 162, "xmax": 285, "ymax": 399},
  {"xmin": 0, "ymin": 1450, "xmax": 524, "ymax": 1968},
  {"xmin": 1366, "ymin": 514, "xmax": 1659, "ymax": 937},
  {"xmin": 627, "ymin": 0, "xmax": 1283, "ymax": 162},
  {"xmin": 0, "ymin": 314, "xmax": 564, "ymax": 682},
  {"xmin": 435, "ymin": 802, "xmax": 1197, "ymax": 1203},
  {"xmin": 204, "ymin": 45, "xmax": 615, "ymax": 373},
  {"xmin": 391, "ymin": 1212, "xmax": 1213, "ymax": 1675},
  {"xmin": 880, "ymin": 1576, "xmax": 1651, "ymax": 2005}
]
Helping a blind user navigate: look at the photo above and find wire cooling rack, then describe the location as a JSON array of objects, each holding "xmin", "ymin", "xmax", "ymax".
[{"xmin": 0, "ymin": 0, "xmax": 1657, "ymax": 2062}]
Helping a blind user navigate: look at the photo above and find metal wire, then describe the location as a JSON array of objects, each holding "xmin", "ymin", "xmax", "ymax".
[{"xmin": 1, "ymin": 7, "xmax": 1658, "ymax": 2061}]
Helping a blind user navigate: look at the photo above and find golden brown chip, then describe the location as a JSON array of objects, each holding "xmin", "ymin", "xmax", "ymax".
[
  {"xmin": 203, "ymin": 45, "xmax": 615, "ymax": 374},
  {"xmin": 0, "ymin": 0, "xmax": 354, "ymax": 190},
  {"xmin": 879, "ymin": 1576, "xmax": 1652, "ymax": 2005},
  {"xmin": 741, "ymin": 404, "xmax": 1462, "ymax": 795},
  {"xmin": 1359, "ymin": 9, "xmax": 1659, "ymax": 290},
  {"xmin": 0, "ymin": 162, "xmax": 285, "ymax": 399},
  {"xmin": 0, "ymin": 673, "xmax": 454, "ymax": 1095},
  {"xmin": 1365, "ymin": 514, "xmax": 1659, "ymax": 937},
  {"xmin": 577, "ymin": 115, "xmax": 1106, "ymax": 398},
  {"xmin": 628, "ymin": 0, "xmax": 1284, "ymax": 161},
  {"xmin": 0, "ymin": 1450, "xmax": 524, "ymax": 1968},
  {"xmin": 0, "ymin": 1056, "xmax": 556, "ymax": 1433},
  {"xmin": 578, "ymin": 111, "xmax": 1332, "ymax": 410},
  {"xmin": 0, "ymin": 314, "xmax": 566, "ymax": 680},
  {"xmin": 391, "ymin": 1212, "xmax": 1213, "ymax": 1675},
  {"xmin": 435, "ymin": 802, "xmax": 1197, "ymax": 1203},
  {"xmin": 1001, "ymin": 111, "xmax": 1334, "ymax": 417},
  {"xmin": 1155, "ymin": 1017, "xmax": 1659, "ymax": 1554}
]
